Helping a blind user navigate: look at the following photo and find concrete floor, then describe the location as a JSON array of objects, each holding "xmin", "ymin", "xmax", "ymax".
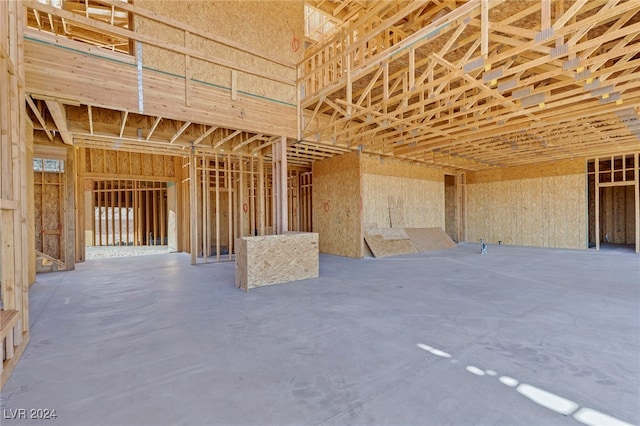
[{"xmin": 1, "ymin": 244, "xmax": 638, "ymax": 426}]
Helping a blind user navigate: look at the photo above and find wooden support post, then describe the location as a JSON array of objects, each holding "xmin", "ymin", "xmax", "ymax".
[
  {"xmin": 97, "ymin": 181, "xmax": 102, "ymax": 246},
  {"xmin": 189, "ymin": 147, "xmax": 197, "ymax": 265},
  {"xmin": 232, "ymin": 161, "xmax": 238, "ymax": 249},
  {"xmin": 160, "ymin": 184, "xmax": 165, "ymax": 247},
  {"xmin": 132, "ymin": 182, "xmax": 136, "ymax": 246},
  {"xmin": 635, "ymin": 152, "xmax": 639, "ymax": 254},
  {"xmin": 124, "ymin": 183, "xmax": 129, "ymax": 245},
  {"xmin": 118, "ymin": 181, "xmax": 122, "ymax": 245},
  {"xmin": 134, "ymin": 181, "xmax": 139, "ymax": 246},
  {"xmin": 153, "ymin": 182, "xmax": 158, "ymax": 246},
  {"xmin": 239, "ymin": 156, "xmax": 245, "ymax": 237},
  {"xmin": 84, "ymin": 184, "xmax": 93, "ymax": 248},
  {"xmin": 201, "ymin": 154, "xmax": 207, "ymax": 262},
  {"xmin": 249, "ymin": 156, "xmax": 255, "ymax": 236},
  {"xmin": 595, "ymin": 157, "xmax": 600, "ymax": 251},
  {"xmin": 272, "ymin": 137, "xmax": 288, "ymax": 234},
  {"xmin": 258, "ymin": 156, "xmax": 265, "ymax": 236},
  {"xmin": 226, "ymin": 153, "xmax": 232, "ymax": 260},
  {"xmin": 215, "ymin": 153, "xmax": 220, "ymax": 262}
]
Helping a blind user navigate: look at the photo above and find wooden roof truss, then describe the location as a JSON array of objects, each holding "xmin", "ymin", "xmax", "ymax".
[{"xmin": 299, "ymin": 0, "xmax": 640, "ymax": 170}]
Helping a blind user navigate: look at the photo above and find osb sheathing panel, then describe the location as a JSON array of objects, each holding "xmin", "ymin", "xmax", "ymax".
[
  {"xmin": 81, "ymin": 148, "xmax": 179, "ymax": 180},
  {"xmin": 466, "ymin": 173, "xmax": 587, "ymax": 250},
  {"xmin": 312, "ymin": 152, "xmax": 362, "ymax": 258},
  {"xmin": 466, "ymin": 159, "xmax": 585, "ymax": 183},
  {"xmin": 135, "ymin": 1, "xmax": 302, "ymax": 104},
  {"xmin": 117, "ymin": 152, "xmax": 130, "ymax": 175},
  {"xmin": 362, "ymin": 174, "xmax": 444, "ymax": 229},
  {"xmin": 40, "ymin": 173, "xmax": 62, "ymax": 260},
  {"xmin": 361, "ymin": 155, "xmax": 444, "ymax": 181},
  {"xmin": 105, "ymin": 150, "xmax": 117, "ymax": 175},
  {"xmin": 131, "ymin": 152, "xmax": 142, "ymax": 175},
  {"xmin": 235, "ymin": 232, "xmax": 319, "ymax": 291},
  {"xmin": 363, "ymin": 227, "xmax": 417, "ymax": 258},
  {"xmin": 405, "ymin": 228, "xmax": 457, "ymax": 252}
]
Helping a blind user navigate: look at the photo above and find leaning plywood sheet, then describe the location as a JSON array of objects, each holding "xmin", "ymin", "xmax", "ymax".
[
  {"xmin": 236, "ymin": 232, "xmax": 319, "ymax": 291},
  {"xmin": 364, "ymin": 227, "xmax": 417, "ymax": 258},
  {"xmin": 405, "ymin": 228, "xmax": 457, "ymax": 252}
]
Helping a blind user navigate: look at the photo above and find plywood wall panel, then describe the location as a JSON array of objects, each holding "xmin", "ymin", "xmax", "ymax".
[
  {"xmin": 466, "ymin": 168, "xmax": 586, "ymax": 250},
  {"xmin": 467, "ymin": 159, "xmax": 585, "ymax": 183},
  {"xmin": 542, "ymin": 177, "xmax": 554, "ymax": 247},
  {"xmin": 362, "ymin": 155, "xmax": 443, "ymax": 180},
  {"xmin": 118, "ymin": 151, "xmax": 131, "ymax": 175},
  {"xmin": 465, "ymin": 182, "xmax": 483, "ymax": 243},
  {"xmin": 360, "ymin": 154, "xmax": 444, "ymax": 231},
  {"xmin": 312, "ymin": 152, "xmax": 362, "ymax": 258},
  {"xmin": 90, "ymin": 148, "xmax": 104, "ymax": 174},
  {"xmin": 131, "ymin": 152, "xmax": 142, "ymax": 176},
  {"xmin": 105, "ymin": 150, "xmax": 117, "ymax": 175},
  {"xmin": 80, "ymin": 148, "xmax": 181, "ymax": 181},
  {"xmin": 153, "ymin": 154, "xmax": 164, "ymax": 177},
  {"xmin": 362, "ymin": 174, "xmax": 444, "ymax": 229}
]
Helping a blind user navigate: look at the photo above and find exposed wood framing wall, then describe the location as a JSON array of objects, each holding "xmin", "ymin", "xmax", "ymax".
[
  {"xmin": 312, "ymin": 152, "xmax": 362, "ymax": 258},
  {"xmin": 361, "ymin": 154, "xmax": 445, "ymax": 229},
  {"xmin": 0, "ymin": 0, "xmax": 29, "ymax": 389},
  {"xmin": 466, "ymin": 159, "xmax": 587, "ymax": 250},
  {"xmin": 185, "ymin": 152, "xmax": 309, "ymax": 264},
  {"xmin": 297, "ymin": 171, "xmax": 313, "ymax": 232}
]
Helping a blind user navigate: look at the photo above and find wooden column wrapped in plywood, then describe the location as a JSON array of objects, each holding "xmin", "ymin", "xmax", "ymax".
[
  {"xmin": 465, "ymin": 159, "xmax": 587, "ymax": 250},
  {"xmin": 235, "ymin": 232, "xmax": 319, "ymax": 291},
  {"xmin": 312, "ymin": 152, "xmax": 362, "ymax": 258}
]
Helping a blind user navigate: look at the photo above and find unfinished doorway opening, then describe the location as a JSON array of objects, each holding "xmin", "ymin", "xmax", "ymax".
[
  {"xmin": 34, "ymin": 155, "xmax": 70, "ymax": 272},
  {"xmin": 588, "ymin": 154, "xmax": 640, "ymax": 253},
  {"xmin": 444, "ymin": 174, "xmax": 465, "ymax": 243},
  {"xmin": 85, "ymin": 180, "xmax": 175, "ymax": 259}
]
